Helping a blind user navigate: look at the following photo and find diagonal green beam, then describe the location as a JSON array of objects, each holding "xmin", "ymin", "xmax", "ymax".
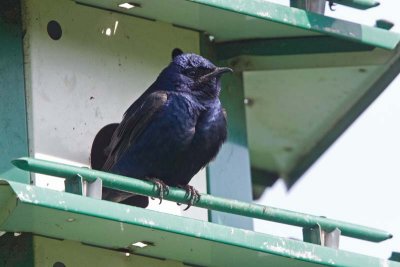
[{"xmin": 12, "ymin": 157, "xmax": 392, "ymax": 243}]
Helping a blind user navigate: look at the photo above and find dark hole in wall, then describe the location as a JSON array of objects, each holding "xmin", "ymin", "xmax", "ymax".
[{"xmin": 47, "ymin": 20, "xmax": 62, "ymax": 40}]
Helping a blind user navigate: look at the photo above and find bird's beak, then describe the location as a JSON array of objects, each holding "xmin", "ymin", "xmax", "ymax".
[{"xmin": 201, "ymin": 67, "xmax": 233, "ymax": 82}]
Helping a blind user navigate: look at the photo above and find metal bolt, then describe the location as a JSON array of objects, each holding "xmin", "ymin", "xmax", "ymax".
[{"xmin": 244, "ymin": 98, "xmax": 254, "ymax": 106}]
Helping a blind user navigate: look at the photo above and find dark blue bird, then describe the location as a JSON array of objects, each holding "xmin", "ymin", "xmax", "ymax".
[{"xmin": 94, "ymin": 49, "xmax": 231, "ymax": 208}]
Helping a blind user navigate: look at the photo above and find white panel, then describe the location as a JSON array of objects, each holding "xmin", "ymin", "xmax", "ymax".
[
  {"xmin": 243, "ymin": 65, "xmax": 382, "ymax": 176},
  {"xmin": 23, "ymin": 0, "xmax": 206, "ymax": 220}
]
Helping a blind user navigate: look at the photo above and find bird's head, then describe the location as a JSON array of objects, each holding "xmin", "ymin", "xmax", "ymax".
[{"xmin": 163, "ymin": 48, "xmax": 232, "ymax": 98}]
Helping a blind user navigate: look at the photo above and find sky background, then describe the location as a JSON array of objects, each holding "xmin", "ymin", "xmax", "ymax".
[{"xmin": 254, "ymin": 0, "xmax": 400, "ymax": 259}]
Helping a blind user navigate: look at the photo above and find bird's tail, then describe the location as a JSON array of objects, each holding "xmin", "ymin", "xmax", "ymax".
[{"xmin": 91, "ymin": 123, "xmax": 149, "ymax": 208}]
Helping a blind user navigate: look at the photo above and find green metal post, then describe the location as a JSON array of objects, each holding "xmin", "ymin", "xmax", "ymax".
[
  {"xmin": 0, "ymin": 0, "xmax": 30, "ymax": 183},
  {"xmin": 201, "ymin": 34, "xmax": 253, "ymax": 230}
]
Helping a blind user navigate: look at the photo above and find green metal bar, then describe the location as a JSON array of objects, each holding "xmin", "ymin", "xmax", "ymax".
[{"xmin": 12, "ymin": 157, "xmax": 392, "ymax": 243}]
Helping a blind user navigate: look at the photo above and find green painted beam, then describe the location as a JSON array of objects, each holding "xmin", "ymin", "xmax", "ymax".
[
  {"xmin": 201, "ymin": 33, "xmax": 253, "ymax": 229},
  {"xmin": 191, "ymin": 0, "xmax": 400, "ymax": 50},
  {"xmin": 12, "ymin": 157, "xmax": 393, "ymax": 243},
  {"xmin": 0, "ymin": 0, "xmax": 29, "ymax": 183},
  {"xmin": 1, "ymin": 180, "xmax": 400, "ymax": 267},
  {"xmin": 215, "ymin": 36, "xmax": 374, "ymax": 60}
]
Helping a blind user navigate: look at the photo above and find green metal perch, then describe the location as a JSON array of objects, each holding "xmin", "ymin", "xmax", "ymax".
[{"xmin": 12, "ymin": 157, "xmax": 392, "ymax": 243}]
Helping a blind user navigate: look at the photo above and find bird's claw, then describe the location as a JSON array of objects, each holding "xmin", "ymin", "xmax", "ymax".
[
  {"xmin": 178, "ymin": 185, "xmax": 201, "ymax": 210},
  {"xmin": 146, "ymin": 178, "xmax": 169, "ymax": 204},
  {"xmin": 328, "ymin": 0, "xmax": 336, "ymax": 11}
]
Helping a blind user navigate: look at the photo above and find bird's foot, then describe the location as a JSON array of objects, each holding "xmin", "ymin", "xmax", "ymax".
[
  {"xmin": 177, "ymin": 185, "xmax": 201, "ymax": 211},
  {"xmin": 328, "ymin": 0, "xmax": 336, "ymax": 11},
  {"xmin": 146, "ymin": 177, "xmax": 169, "ymax": 204}
]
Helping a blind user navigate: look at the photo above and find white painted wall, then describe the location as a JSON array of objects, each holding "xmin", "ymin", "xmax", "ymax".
[{"xmin": 23, "ymin": 0, "xmax": 207, "ymax": 220}]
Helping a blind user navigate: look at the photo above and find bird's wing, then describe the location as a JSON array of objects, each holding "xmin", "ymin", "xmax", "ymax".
[{"xmin": 102, "ymin": 91, "xmax": 168, "ymax": 171}]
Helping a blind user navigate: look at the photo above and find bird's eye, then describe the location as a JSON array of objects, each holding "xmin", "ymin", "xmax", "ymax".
[
  {"xmin": 184, "ymin": 67, "xmax": 211, "ymax": 78},
  {"xmin": 188, "ymin": 70, "xmax": 196, "ymax": 77},
  {"xmin": 199, "ymin": 68, "xmax": 212, "ymax": 76}
]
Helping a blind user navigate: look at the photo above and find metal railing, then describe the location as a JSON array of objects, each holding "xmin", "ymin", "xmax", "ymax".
[{"xmin": 12, "ymin": 157, "xmax": 392, "ymax": 243}]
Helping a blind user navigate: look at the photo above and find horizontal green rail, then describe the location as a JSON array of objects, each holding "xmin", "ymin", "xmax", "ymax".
[{"xmin": 12, "ymin": 157, "xmax": 392, "ymax": 243}]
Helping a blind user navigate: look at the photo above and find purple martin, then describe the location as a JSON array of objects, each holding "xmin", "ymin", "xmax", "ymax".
[{"xmin": 95, "ymin": 49, "xmax": 232, "ymax": 208}]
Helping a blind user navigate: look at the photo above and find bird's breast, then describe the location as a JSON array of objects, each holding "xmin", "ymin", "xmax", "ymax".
[{"xmin": 192, "ymin": 103, "xmax": 227, "ymax": 150}]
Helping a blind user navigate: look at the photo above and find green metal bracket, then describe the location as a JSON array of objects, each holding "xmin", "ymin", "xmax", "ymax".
[
  {"xmin": 12, "ymin": 157, "xmax": 393, "ymax": 243},
  {"xmin": 65, "ymin": 174, "xmax": 104, "ymax": 199},
  {"xmin": 64, "ymin": 174, "xmax": 84, "ymax": 195},
  {"xmin": 303, "ymin": 224, "xmax": 341, "ymax": 248},
  {"xmin": 390, "ymin": 252, "xmax": 400, "ymax": 262},
  {"xmin": 376, "ymin": 19, "xmax": 394, "ymax": 30}
]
